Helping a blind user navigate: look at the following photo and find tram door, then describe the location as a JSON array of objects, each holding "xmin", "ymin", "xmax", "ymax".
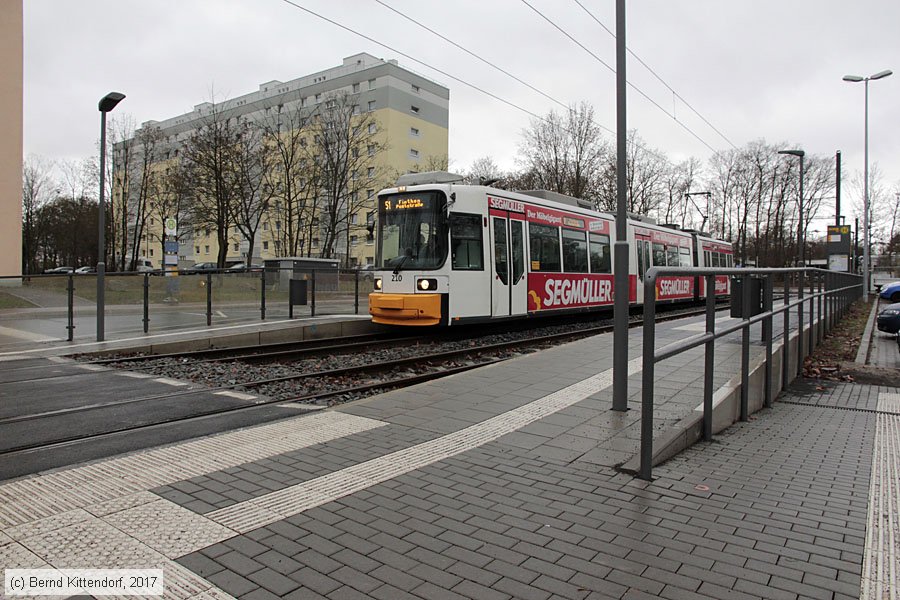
[{"xmin": 490, "ymin": 214, "xmax": 527, "ymax": 317}]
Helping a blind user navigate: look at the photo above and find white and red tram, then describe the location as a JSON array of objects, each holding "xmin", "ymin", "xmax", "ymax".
[{"xmin": 368, "ymin": 173, "xmax": 733, "ymax": 326}]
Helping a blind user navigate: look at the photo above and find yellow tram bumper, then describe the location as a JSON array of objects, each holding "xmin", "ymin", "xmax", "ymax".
[{"xmin": 369, "ymin": 293, "xmax": 442, "ymax": 326}]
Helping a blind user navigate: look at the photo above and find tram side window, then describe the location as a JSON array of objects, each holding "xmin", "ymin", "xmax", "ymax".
[
  {"xmin": 704, "ymin": 250, "xmax": 711, "ymax": 267},
  {"xmin": 562, "ymin": 228, "xmax": 588, "ymax": 273},
  {"xmin": 529, "ymin": 223, "xmax": 561, "ymax": 272},
  {"xmin": 679, "ymin": 247, "xmax": 692, "ymax": 267},
  {"xmin": 637, "ymin": 240, "xmax": 650, "ymax": 280},
  {"xmin": 666, "ymin": 245, "xmax": 679, "ymax": 267},
  {"xmin": 590, "ymin": 233, "xmax": 612, "ymax": 274},
  {"xmin": 727, "ymin": 254, "xmax": 733, "ymax": 267},
  {"xmin": 711, "ymin": 252, "xmax": 720, "ymax": 268},
  {"xmin": 652, "ymin": 243, "xmax": 666, "ymax": 266},
  {"xmin": 450, "ymin": 213, "xmax": 483, "ymax": 270}
]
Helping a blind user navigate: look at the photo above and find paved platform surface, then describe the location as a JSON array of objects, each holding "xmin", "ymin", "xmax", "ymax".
[{"xmin": 1, "ymin": 311, "xmax": 898, "ymax": 600}]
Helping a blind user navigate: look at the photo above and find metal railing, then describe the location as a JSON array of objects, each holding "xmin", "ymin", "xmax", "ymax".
[
  {"xmin": 0, "ymin": 267, "xmax": 376, "ymax": 343},
  {"xmin": 639, "ymin": 267, "xmax": 863, "ymax": 481}
]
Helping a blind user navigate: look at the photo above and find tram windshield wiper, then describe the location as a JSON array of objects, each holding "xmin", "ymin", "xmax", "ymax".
[{"xmin": 392, "ymin": 249, "xmax": 413, "ymax": 275}]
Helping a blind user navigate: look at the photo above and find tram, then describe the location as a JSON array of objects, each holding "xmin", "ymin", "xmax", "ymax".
[{"xmin": 368, "ymin": 172, "xmax": 733, "ymax": 326}]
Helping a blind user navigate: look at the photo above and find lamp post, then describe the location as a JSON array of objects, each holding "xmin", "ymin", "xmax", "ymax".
[
  {"xmin": 778, "ymin": 150, "xmax": 805, "ymax": 266},
  {"xmin": 843, "ymin": 69, "xmax": 892, "ymax": 297},
  {"xmin": 778, "ymin": 149, "xmax": 805, "ymax": 379},
  {"xmin": 97, "ymin": 92, "xmax": 125, "ymax": 342}
]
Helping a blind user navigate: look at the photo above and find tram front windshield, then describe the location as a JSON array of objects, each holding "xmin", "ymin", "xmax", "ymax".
[{"xmin": 377, "ymin": 191, "xmax": 448, "ymax": 271}]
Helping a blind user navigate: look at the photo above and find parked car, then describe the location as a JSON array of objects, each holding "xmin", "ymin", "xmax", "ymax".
[
  {"xmin": 226, "ymin": 262, "xmax": 247, "ymax": 271},
  {"xmin": 879, "ymin": 281, "xmax": 900, "ymax": 303},
  {"xmin": 74, "ymin": 266, "xmax": 96, "ymax": 274},
  {"xmin": 184, "ymin": 262, "xmax": 218, "ymax": 274},
  {"xmin": 43, "ymin": 266, "xmax": 73, "ymax": 274},
  {"xmin": 877, "ymin": 302, "xmax": 900, "ymax": 335}
]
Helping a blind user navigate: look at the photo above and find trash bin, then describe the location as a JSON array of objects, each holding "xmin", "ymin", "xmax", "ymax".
[{"xmin": 730, "ymin": 275, "xmax": 763, "ymax": 318}]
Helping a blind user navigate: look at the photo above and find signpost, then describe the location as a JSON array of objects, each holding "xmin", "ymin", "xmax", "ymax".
[
  {"xmin": 163, "ymin": 217, "xmax": 179, "ymax": 301},
  {"xmin": 826, "ymin": 225, "xmax": 852, "ymax": 272}
]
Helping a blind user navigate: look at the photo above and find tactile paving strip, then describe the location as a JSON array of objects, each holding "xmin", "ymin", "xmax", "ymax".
[
  {"xmin": 207, "ymin": 357, "xmax": 644, "ymax": 532},
  {"xmin": 860, "ymin": 393, "xmax": 900, "ymax": 600},
  {"xmin": 0, "ymin": 411, "xmax": 385, "ymax": 528}
]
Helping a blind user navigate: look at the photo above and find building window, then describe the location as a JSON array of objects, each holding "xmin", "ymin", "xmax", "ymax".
[
  {"xmin": 410, "ymin": 105, "xmax": 420, "ymax": 114},
  {"xmin": 263, "ymin": 241, "xmax": 269, "ymax": 251},
  {"xmin": 367, "ymin": 189, "xmax": 375, "ymax": 199},
  {"xmin": 315, "ymin": 93, "xmax": 321, "ymax": 102},
  {"xmin": 263, "ymin": 222, "xmax": 268, "ymax": 231},
  {"xmin": 368, "ymin": 78, "xmax": 376, "ymax": 90},
  {"xmin": 412, "ymin": 84, "xmax": 420, "ymax": 93},
  {"xmin": 367, "ymin": 144, "xmax": 375, "ymax": 156},
  {"xmin": 410, "ymin": 149, "xmax": 419, "ymax": 159},
  {"xmin": 149, "ymin": 248, "xmax": 154, "ymax": 257},
  {"xmin": 312, "ymin": 238, "xmax": 319, "ymax": 248},
  {"xmin": 368, "ymin": 123, "xmax": 376, "ymax": 134},
  {"xmin": 367, "ymin": 167, "xmax": 375, "ymax": 178},
  {"xmin": 350, "ymin": 213, "xmax": 358, "ymax": 225},
  {"xmin": 350, "ymin": 235, "xmax": 358, "ymax": 246},
  {"xmin": 195, "ymin": 246, "xmax": 200, "ymax": 254},
  {"xmin": 367, "ymin": 100, "xmax": 376, "ymax": 112},
  {"xmin": 352, "ymin": 83, "xmax": 360, "ymax": 93},
  {"xmin": 233, "ymin": 243, "xmax": 239, "ymax": 251},
  {"xmin": 275, "ymin": 221, "xmax": 282, "ymax": 231},
  {"xmin": 205, "ymin": 245, "xmax": 210, "ymax": 254},
  {"xmin": 410, "ymin": 127, "xmax": 419, "ymax": 137}
]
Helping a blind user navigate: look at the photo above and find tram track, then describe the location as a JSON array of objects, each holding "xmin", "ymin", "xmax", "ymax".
[{"xmin": 2, "ymin": 305, "xmax": 724, "ymax": 458}]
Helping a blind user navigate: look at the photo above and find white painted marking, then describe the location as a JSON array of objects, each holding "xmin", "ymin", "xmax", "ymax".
[
  {"xmin": 673, "ymin": 316, "xmax": 735, "ymax": 332},
  {"xmin": 208, "ymin": 357, "xmax": 644, "ymax": 532},
  {"xmin": 153, "ymin": 377, "xmax": 188, "ymax": 387},
  {"xmin": 277, "ymin": 403, "xmax": 324, "ymax": 411},
  {"xmin": 117, "ymin": 371, "xmax": 154, "ymax": 379},
  {"xmin": 47, "ymin": 356, "xmax": 71, "ymax": 364},
  {"xmin": 0, "ymin": 355, "xmax": 31, "ymax": 362},
  {"xmin": 216, "ymin": 310, "xmax": 227, "ymax": 318},
  {"xmin": 77, "ymin": 364, "xmax": 108, "ymax": 372},
  {"xmin": 879, "ymin": 392, "xmax": 900, "ymax": 414},
  {"xmin": 861, "ymin": 413, "xmax": 900, "ymax": 600},
  {"xmin": 0, "ymin": 412, "xmax": 386, "ymax": 528},
  {"xmin": 0, "ymin": 326, "xmax": 57, "ymax": 343},
  {"xmin": 214, "ymin": 390, "xmax": 257, "ymax": 401}
]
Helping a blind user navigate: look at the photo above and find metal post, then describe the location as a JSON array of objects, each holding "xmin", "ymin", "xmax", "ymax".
[
  {"xmin": 354, "ymin": 269, "xmax": 360, "ymax": 315},
  {"xmin": 612, "ymin": 0, "xmax": 630, "ymax": 413},
  {"xmin": 797, "ymin": 270, "xmax": 804, "ymax": 377},
  {"xmin": 206, "ymin": 272, "xmax": 212, "ymax": 326},
  {"xmin": 782, "ymin": 273, "xmax": 790, "ymax": 391},
  {"xmin": 703, "ymin": 274, "xmax": 715, "ymax": 441},
  {"xmin": 863, "ymin": 78, "xmax": 870, "ymax": 298},
  {"xmin": 97, "ymin": 110, "xmax": 107, "ymax": 342},
  {"xmin": 816, "ymin": 272, "xmax": 823, "ymax": 345},
  {"xmin": 763, "ymin": 275, "xmax": 774, "ymax": 408},
  {"xmin": 835, "ymin": 150, "xmax": 841, "ymax": 227},
  {"xmin": 260, "ymin": 268, "xmax": 266, "ymax": 321},
  {"xmin": 143, "ymin": 273, "xmax": 149, "ymax": 334},
  {"xmin": 67, "ymin": 274, "xmax": 75, "ymax": 342},
  {"xmin": 639, "ymin": 271, "xmax": 656, "ymax": 481},
  {"xmin": 311, "ymin": 270, "xmax": 316, "ymax": 318},
  {"xmin": 740, "ymin": 274, "xmax": 751, "ymax": 421}
]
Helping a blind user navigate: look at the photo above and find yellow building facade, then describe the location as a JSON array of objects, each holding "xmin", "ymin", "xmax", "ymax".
[{"xmin": 123, "ymin": 53, "xmax": 449, "ymax": 270}]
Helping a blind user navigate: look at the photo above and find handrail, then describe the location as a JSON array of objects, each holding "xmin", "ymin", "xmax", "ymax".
[{"xmin": 639, "ymin": 267, "xmax": 863, "ymax": 481}]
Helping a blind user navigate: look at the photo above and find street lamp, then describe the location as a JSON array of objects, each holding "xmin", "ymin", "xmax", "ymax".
[
  {"xmin": 97, "ymin": 91, "xmax": 125, "ymax": 342},
  {"xmin": 843, "ymin": 69, "xmax": 892, "ymax": 297},
  {"xmin": 778, "ymin": 150, "xmax": 805, "ymax": 266}
]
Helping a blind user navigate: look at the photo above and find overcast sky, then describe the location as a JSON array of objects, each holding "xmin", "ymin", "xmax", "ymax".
[{"xmin": 23, "ymin": 0, "xmax": 900, "ymax": 228}]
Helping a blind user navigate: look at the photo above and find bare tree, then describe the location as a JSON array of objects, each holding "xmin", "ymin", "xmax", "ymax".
[
  {"xmin": 122, "ymin": 125, "xmax": 164, "ymax": 270},
  {"xmin": 230, "ymin": 120, "xmax": 274, "ymax": 267},
  {"xmin": 180, "ymin": 100, "xmax": 241, "ymax": 268},
  {"xmin": 22, "ymin": 155, "xmax": 55, "ymax": 274},
  {"xmin": 315, "ymin": 92, "xmax": 385, "ymax": 265},
  {"xmin": 464, "ymin": 156, "xmax": 503, "ymax": 184}
]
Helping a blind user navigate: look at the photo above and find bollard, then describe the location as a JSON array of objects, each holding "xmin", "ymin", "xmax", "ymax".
[
  {"xmin": 639, "ymin": 272, "xmax": 657, "ymax": 481},
  {"xmin": 703, "ymin": 274, "xmax": 715, "ymax": 441},
  {"xmin": 740, "ymin": 274, "xmax": 751, "ymax": 421},
  {"xmin": 354, "ymin": 270, "xmax": 360, "ymax": 315},
  {"xmin": 310, "ymin": 270, "xmax": 316, "ymax": 318},
  {"xmin": 782, "ymin": 273, "xmax": 790, "ymax": 391},
  {"xmin": 260, "ymin": 268, "xmax": 266, "ymax": 321},
  {"xmin": 797, "ymin": 271, "xmax": 804, "ymax": 378},
  {"xmin": 206, "ymin": 272, "xmax": 212, "ymax": 326},
  {"xmin": 763, "ymin": 275, "xmax": 774, "ymax": 408},
  {"xmin": 66, "ymin": 274, "xmax": 75, "ymax": 342},
  {"xmin": 143, "ymin": 273, "xmax": 150, "ymax": 334}
]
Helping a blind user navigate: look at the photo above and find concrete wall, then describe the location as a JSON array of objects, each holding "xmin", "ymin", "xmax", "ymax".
[{"xmin": 0, "ymin": 1, "xmax": 23, "ymax": 278}]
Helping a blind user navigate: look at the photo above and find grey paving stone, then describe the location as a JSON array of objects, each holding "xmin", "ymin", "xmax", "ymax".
[{"xmin": 247, "ymin": 568, "xmax": 301, "ymax": 596}]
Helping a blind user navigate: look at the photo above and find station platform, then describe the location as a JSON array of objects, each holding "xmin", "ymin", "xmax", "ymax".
[{"xmin": 0, "ymin": 307, "xmax": 897, "ymax": 599}]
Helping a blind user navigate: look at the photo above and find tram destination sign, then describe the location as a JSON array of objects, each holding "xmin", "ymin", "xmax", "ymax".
[{"xmin": 383, "ymin": 194, "xmax": 434, "ymax": 212}]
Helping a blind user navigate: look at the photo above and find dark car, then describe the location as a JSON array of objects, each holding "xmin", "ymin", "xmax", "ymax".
[
  {"xmin": 184, "ymin": 262, "xmax": 219, "ymax": 274},
  {"xmin": 876, "ymin": 302, "xmax": 900, "ymax": 335}
]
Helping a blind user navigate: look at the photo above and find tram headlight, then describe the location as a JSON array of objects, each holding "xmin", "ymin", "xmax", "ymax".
[
  {"xmin": 417, "ymin": 278, "xmax": 438, "ymax": 291},
  {"xmin": 374, "ymin": 277, "xmax": 382, "ymax": 290}
]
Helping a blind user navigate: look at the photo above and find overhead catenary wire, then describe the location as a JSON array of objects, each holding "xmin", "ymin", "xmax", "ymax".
[
  {"xmin": 519, "ymin": 0, "xmax": 720, "ymax": 154},
  {"xmin": 276, "ymin": 0, "xmax": 684, "ymax": 167},
  {"xmin": 571, "ymin": 0, "xmax": 738, "ymax": 150}
]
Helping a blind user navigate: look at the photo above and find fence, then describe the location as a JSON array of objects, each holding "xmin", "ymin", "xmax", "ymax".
[
  {"xmin": 0, "ymin": 267, "xmax": 375, "ymax": 343},
  {"xmin": 638, "ymin": 267, "xmax": 863, "ymax": 481}
]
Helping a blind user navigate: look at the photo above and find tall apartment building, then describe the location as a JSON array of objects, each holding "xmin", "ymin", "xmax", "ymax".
[{"xmin": 119, "ymin": 53, "xmax": 449, "ymax": 269}]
